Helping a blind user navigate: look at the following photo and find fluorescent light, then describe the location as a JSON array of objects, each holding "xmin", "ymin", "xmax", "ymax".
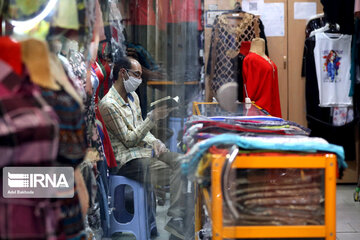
[{"xmin": 11, "ymin": 0, "xmax": 58, "ymax": 32}]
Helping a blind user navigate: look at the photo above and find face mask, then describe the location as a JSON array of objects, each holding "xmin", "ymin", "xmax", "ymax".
[{"xmin": 124, "ymin": 71, "xmax": 142, "ymax": 93}]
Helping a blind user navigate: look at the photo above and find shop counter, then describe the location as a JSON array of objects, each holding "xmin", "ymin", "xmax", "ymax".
[
  {"xmin": 195, "ymin": 152, "xmax": 336, "ymax": 240},
  {"xmin": 191, "ymin": 102, "xmax": 336, "ymax": 240}
]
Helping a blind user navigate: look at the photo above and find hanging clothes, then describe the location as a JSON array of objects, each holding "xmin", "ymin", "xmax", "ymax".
[
  {"xmin": 60, "ymin": 52, "xmax": 87, "ymax": 102},
  {"xmin": 207, "ymin": 12, "xmax": 268, "ymax": 95},
  {"xmin": 0, "ymin": 196, "xmax": 61, "ymax": 240},
  {"xmin": 41, "ymin": 87, "xmax": 87, "ymax": 166},
  {"xmin": 0, "ymin": 45, "xmax": 86, "ymax": 240},
  {"xmin": 166, "ymin": 0, "xmax": 200, "ymax": 83},
  {"xmin": 95, "ymin": 58, "xmax": 112, "ymax": 104},
  {"xmin": 350, "ymin": 18, "xmax": 360, "ymax": 97},
  {"xmin": 302, "ymin": 14, "xmax": 326, "ymax": 77},
  {"xmin": 332, "ymin": 107, "xmax": 354, "ymax": 126},
  {"xmin": 0, "ymin": 59, "xmax": 59, "ymax": 166},
  {"xmin": 95, "ymin": 107, "xmax": 117, "ymax": 168},
  {"xmin": 304, "ymin": 36, "xmax": 331, "ymax": 121},
  {"xmin": 304, "ymin": 36, "xmax": 358, "ymax": 162},
  {"xmin": 321, "ymin": 0, "xmax": 355, "ymax": 35},
  {"xmin": 84, "ymin": 80, "xmax": 106, "ymax": 162},
  {"xmin": 356, "ymin": 0, "xmax": 360, "ymax": 13},
  {"xmin": 231, "ymin": 41, "xmax": 251, "ymax": 102},
  {"xmin": 91, "ymin": 61, "xmax": 104, "ymax": 97},
  {"xmin": 0, "ymin": 37, "xmax": 22, "ymax": 76},
  {"xmin": 129, "ymin": 0, "xmax": 156, "ymax": 26},
  {"xmin": 313, "ymin": 33, "xmax": 352, "ymax": 107},
  {"xmin": 109, "ymin": 0, "xmax": 126, "ymax": 59},
  {"xmin": 305, "ymin": 14, "xmax": 326, "ymax": 38},
  {"xmin": 242, "ymin": 52, "xmax": 282, "ymax": 118},
  {"xmin": 52, "ymin": 0, "xmax": 80, "ymax": 30},
  {"xmin": 57, "ymin": 185, "xmax": 87, "ymax": 240}
]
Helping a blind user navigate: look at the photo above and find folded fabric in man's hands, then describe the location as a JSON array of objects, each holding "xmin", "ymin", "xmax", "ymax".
[{"xmin": 150, "ymin": 96, "xmax": 179, "ymax": 109}]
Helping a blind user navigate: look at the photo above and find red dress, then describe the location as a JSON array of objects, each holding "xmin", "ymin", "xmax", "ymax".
[{"xmin": 242, "ymin": 52, "xmax": 282, "ymax": 118}]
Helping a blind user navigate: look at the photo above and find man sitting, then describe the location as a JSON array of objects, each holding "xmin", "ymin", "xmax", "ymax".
[{"xmin": 99, "ymin": 56, "xmax": 186, "ymax": 239}]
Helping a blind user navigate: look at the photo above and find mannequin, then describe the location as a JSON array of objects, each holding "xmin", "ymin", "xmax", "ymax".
[
  {"xmin": 217, "ymin": 39, "xmax": 268, "ymax": 112},
  {"xmin": 217, "ymin": 82, "xmax": 239, "ymax": 112},
  {"xmin": 242, "ymin": 37, "xmax": 282, "ymax": 117},
  {"xmin": 206, "ymin": 9, "xmax": 268, "ymax": 101},
  {"xmin": 249, "ymin": 38, "xmax": 268, "ymax": 60}
]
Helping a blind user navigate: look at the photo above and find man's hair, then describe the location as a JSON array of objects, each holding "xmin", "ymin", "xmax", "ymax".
[{"xmin": 113, "ymin": 56, "xmax": 132, "ymax": 81}]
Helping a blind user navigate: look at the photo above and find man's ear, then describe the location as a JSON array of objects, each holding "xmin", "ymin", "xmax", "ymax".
[{"xmin": 119, "ymin": 68, "xmax": 128, "ymax": 81}]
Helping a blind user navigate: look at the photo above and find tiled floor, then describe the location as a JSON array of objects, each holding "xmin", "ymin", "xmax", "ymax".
[
  {"xmin": 153, "ymin": 202, "xmax": 171, "ymax": 240},
  {"xmin": 336, "ymin": 184, "xmax": 360, "ymax": 240}
]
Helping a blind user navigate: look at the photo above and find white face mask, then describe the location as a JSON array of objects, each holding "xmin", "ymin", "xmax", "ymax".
[{"xmin": 124, "ymin": 71, "xmax": 142, "ymax": 93}]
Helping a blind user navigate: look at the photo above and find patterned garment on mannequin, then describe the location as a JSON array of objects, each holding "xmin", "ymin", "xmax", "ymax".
[{"xmin": 207, "ymin": 12, "xmax": 264, "ymax": 94}]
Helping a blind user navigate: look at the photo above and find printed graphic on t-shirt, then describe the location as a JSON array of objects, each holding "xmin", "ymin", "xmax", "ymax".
[
  {"xmin": 322, "ymin": 49, "xmax": 342, "ymax": 82},
  {"xmin": 313, "ymin": 33, "xmax": 352, "ymax": 107}
]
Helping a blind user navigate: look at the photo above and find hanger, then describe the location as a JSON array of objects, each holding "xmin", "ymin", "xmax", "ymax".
[
  {"xmin": 233, "ymin": 1, "xmax": 243, "ymax": 12},
  {"xmin": 225, "ymin": 1, "xmax": 244, "ymax": 19},
  {"xmin": 227, "ymin": 1, "xmax": 243, "ymax": 13},
  {"xmin": 306, "ymin": 13, "xmax": 325, "ymax": 25},
  {"xmin": 324, "ymin": 22, "xmax": 340, "ymax": 33},
  {"xmin": 309, "ymin": 22, "xmax": 341, "ymax": 37}
]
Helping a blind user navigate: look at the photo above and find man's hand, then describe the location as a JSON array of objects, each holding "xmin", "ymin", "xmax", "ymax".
[
  {"xmin": 149, "ymin": 105, "xmax": 177, "ymax": 121},
  {"xmin": 153, "ymin": 139, "xmax": 168, "ymax": 157}
]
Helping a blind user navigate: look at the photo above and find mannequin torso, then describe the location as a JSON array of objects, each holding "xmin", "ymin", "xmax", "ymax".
[
  {"xmin": 243, "ymin": 37, "xmax": 282, "ymax": 117},
  {"xmin": 249, "ymin": 38, "xmax": 269, "ymax": 60}
]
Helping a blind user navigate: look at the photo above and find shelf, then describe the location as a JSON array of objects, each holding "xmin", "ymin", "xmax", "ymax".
[{"xmin": 147, "ymin": 81, "xmax": 198, "ymax": 85}]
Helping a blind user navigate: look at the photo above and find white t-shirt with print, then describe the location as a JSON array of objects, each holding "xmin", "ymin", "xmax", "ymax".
[{"xmin": 314, "ymin": 33, "xmax": 352, "ymax": 107}]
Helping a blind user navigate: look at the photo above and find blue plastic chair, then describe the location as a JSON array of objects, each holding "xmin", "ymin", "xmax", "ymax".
[{"xmin": 108, "ymin": 175, "xmax": 154, "ymax": 240}]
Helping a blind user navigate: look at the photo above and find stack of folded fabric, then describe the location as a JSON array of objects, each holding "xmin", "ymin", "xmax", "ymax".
[
  {"xmin": 180, "ymin": 132, "xmax": 344, "ymax": 226},
  {"xmin": 225, "ymin": 168, "xmax": 324, "ymax": 226},
  {"xmin": 181, "ymin": 108, "xmax": 345, "ymax": 227},
  {"xmin": 183, "ymin": 115, "xmax": 311, "ymax": 150}
]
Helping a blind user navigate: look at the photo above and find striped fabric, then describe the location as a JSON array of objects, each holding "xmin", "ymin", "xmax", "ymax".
[
  {"xmin": 95, "ymin": 106, "xmax": 117, "ymax": 168},
  {"xmin": 0, "ymin": 197, "xmax": 60, "ymax": 240},
  {"xmin": 94, "ymin": 59, "xmax": 112, "ymax": 104},
  {"xmin": 0, "ymin": 60, "xmax": 59, "ymax": 166},
  {"xmin": 99, "ymin": 86, "xmax": 157, "ymax": 168},
  {"xmin": 0, "ymin": 183, "xmax": 86, "ymax": 240},
  {"xmin": 41, "ymin": 88, "xmax": 87, "ymax": 167}
]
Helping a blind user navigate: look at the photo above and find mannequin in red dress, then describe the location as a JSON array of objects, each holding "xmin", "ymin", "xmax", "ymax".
[
  {"xmin": 242, "ymin": 38, "xmax": 282, "ymax": 117},
  {"xmin": 249, "ymin": 38, "xmax": 267, "ymax": 59}
]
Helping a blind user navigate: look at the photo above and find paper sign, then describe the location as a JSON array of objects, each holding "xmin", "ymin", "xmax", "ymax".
[
  {"xmin": 260, "ymin": 3, "xmax": 285, "ymax": 37},
  {"xmin": 208, "ymin": 4, "xmax": 218, "ymax": 10},
  {"xmin": 294, "ymin": 2, "xmax": 317, "ymax": 20},
  {"xmin": 242, "ymin": 0, "xmax": 264, "ymax": 16},
  {"xmin": 205, "ymin": 10, "xmax": 227, "ymax": 27}
]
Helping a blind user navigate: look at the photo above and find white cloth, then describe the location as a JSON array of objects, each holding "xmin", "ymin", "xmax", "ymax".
[
  {"xmin": 314, "ymin": 33, "xmax": 353, "ymax": 107},
  {"xmin": 332, "ymin": 107, "xmax": 354, "ymax": 126}
]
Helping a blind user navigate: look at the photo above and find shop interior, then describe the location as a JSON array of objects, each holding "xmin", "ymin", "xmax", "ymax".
[{"xmin": 0, "ymin": 0, "xmax": 360, "ymax": 240}]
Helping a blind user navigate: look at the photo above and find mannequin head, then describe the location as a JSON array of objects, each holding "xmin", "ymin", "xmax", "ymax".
[
  {"xmin": 217, "ymin": 82, "xmax": 239, "ymax": 112},
  {"xmin": 249, "ymin": 38, "xmax": 266, "ymax": 58}
]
